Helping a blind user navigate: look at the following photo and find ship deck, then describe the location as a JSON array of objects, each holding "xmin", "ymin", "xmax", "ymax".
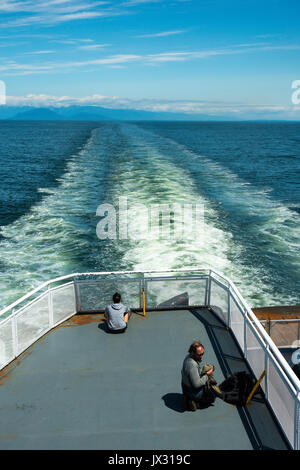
[{"xmin": 0, "ymin": 308, "xmax": 290, "ymax": 450}]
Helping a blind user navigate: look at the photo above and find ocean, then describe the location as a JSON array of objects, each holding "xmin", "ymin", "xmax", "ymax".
[{"xmin": 0, "ymin": 120, "xmax": 299, "ymax": 310}]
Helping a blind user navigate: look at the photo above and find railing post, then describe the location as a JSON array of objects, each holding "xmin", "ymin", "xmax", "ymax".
[
  {"xmin": 204, "ymin": 276, "xmax": 209, "ymax": 307},
  {"xmin": 73, "ymin": 276, "xmax": 81, "ymax": 313},
  {"xmin": 48, "ymin": 284, "xmax": 53, "ymax": 328},
  {"xmin": 207, "ymin": 271, "xmax": 211, "ymax": 307},
  {"xmin": 139, "ymin": 275, "xmax": 143, "ymax": 310},
  {"xmin": 227, "ymin": 287, "xmax": 231, "ymax": 329},
  {"xmin": 140, "ymin": 274, "xmax": 147, "ymax": 311},
  {"xmin": 267, "ymin": 319, "xmax": 271, "ymax": 337},
  {"xmin": 143, "ymin": 274, "xmax": 147, "ymax": 312},
  {"xmin": 244, "ymin": 308, "xmax": 248, "ymax": 359},
  {"xmin": 295, "ymin": 393, "xmax": 300, "ymax": 450},
  {"xmin": 11, "ymin": 309, "xmax": 18, "ymax": 358},
  {"xmin": 264, "ymin": 345, "xmax": 269, "ymax": 400}
]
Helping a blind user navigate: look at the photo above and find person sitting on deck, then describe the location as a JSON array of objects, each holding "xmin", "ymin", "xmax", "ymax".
[
  {"xmin": 104, "ymin": 292, "xmax": 131, "ymax": 334},
  {"xmin": 181, "ymin": 341, "xmax": 222, "ymax": 411}
]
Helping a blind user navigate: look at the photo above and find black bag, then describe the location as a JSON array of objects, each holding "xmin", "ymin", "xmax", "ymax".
[
  {"xmin": 292, "ymin": 363, "xmax": 300, "ymax": 380},
  {"xmin": 219, "ymin": 371, "xmax": 256, "ymax": 406}
]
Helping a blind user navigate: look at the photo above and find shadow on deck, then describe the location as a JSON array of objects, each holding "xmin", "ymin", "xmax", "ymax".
[{"xmin": 0, "ymin": 308, "xmax": 290, "ymax": 450}]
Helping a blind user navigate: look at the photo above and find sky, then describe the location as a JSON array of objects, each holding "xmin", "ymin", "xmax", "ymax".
[{"xmin": 1, "ymin": 0, "xmax": 300, "ymax": 119}]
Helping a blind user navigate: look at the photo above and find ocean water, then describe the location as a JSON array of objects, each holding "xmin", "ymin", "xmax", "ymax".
[{"xmin": 0, "ymin": 120, "xmax": 299, "ymax": 310}]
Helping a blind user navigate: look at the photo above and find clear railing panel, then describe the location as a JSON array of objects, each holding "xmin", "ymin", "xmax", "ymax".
[
  {"xmin": 145, "ymin": 276, "xmax": 207, "ymax": 309},
  {"xmin": 268, "ymin": 357, "xmax": 297, "ymax": 447},
  {"xmin": 230, "ymin": 294, "xmax": 245, "ymax": 352},
  {"xmin": 245, "ymin": 321, "xmax": 267, "ymax": 393},
  {"xmin": 0, "ymin": 281, "xmax": 77, "ymax": 369},
  {"xmin": 16, "ymin": 292, "xmax": 50, "ymax": 355},
  {"xmin": 209, "ymin": 278, "xmax": 228, "ymax": 325},
  {"xmin": 0, "ymin": 319, "xmax": 14, "ymax": 369},
  {"xmin": 52, "ymin": 282, "xmax": 76, "ymax": 325},
  {"xmin": 77, "ymin": 278, "xmax": 141, "ymax": 311}
]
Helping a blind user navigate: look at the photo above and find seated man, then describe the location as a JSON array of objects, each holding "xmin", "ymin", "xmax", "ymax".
[
  {"xmin": 181, "ymin": 341, "xmax": 221, "ymax": 411},
  {"xmin": 104, "ymin": 292, "xmax": 131, "ymax": 334}
]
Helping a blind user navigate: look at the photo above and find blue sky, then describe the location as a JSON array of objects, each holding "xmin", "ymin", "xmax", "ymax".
[{"xmin": 1, "ymin": 0, "xmax": 300, "ymax": 118}]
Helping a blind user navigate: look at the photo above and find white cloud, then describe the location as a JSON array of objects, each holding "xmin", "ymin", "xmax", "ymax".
[
  {"xmin": 78, "ymin": 43, "xmax": 110, "ymax": 50},
  {"xmin": 121, "ymin": 0, "xmax": 163, "ymax": 6},
  {"xmin": 0, "ymin": 1, "xmax": 29, "ymax": 12},
  {"xmin": 49, "ymin": 39, "xmax": 77, "ymax": 44},
  {"xmin": 2, "ymin": 10, "xmax": 108, "ymax": 27},
  {"xmin": 0, "ymin": 0, "xmax": 109, "ymax": 13},
  {"xmin": 1, "ymin": 42, "xmax": 300, "ymax": 76},
  {"xmin": 136, "ymin": 29, "xmax": 186, "ymax": 38},
  {"xmin": 50, "ymin": 38, "xmax": 94, "ymax": 44},
  {"xmin": 52, "ymin": 11, "xmax": 107, "ymax": 20},
  {"xmin": 0, "ymin": 54, "xmax": 141, "ymax": 76},
  {"xmin": 36, "ymin": 1, "xmax": 109, "ymax": 14},
  {"xmin": 0, "ymin": 1, "xmax": 119, "ymax": 27},
  {"xmin": 77, "ymin": 38, "xmax": 94, "ymax": 42},
  {"xmin": 144, "ymin": 43, "xmax": 300, "ymax": 63},
  {"xmin": 145, "ymin": 51, "xmax": 191, "ymax": 62},
  {"xmin": 24, "ymin": 50, "xmax": 55, "ymax": 54}
]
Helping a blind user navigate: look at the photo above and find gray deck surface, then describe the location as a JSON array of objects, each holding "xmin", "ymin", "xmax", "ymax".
[{"xmin": 0, "ymin": 308, "xmax": 290, "ymax": 450}]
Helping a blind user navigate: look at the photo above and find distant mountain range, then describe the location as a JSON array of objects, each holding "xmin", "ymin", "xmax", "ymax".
[{"xmin": 0, "ymin": 105, "xmax": 231, "ymax": 121}]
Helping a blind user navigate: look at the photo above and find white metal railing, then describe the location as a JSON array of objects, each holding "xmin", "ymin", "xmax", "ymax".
[
  {"xmin": 208, "ymin": 269, "xmax": 300, "ymax": 450},
  {"xmin": 0, "ymin": 267, "xmax": 299, "ymax": 449}
]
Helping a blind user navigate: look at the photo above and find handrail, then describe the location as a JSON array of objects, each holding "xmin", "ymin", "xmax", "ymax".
[
  {"xmin": 0, "ymin": 274, "xmax": 77, "ymax": 318},
  {"xmin": 0, "ymin": 267, "xmax": 210, "ymax": 318},
  {"xmin": 210, "ymin": 269, "xmax": 300, "ymax": 391}
]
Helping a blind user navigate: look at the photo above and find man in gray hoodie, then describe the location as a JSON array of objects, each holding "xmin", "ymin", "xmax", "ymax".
[
  {"xmin": 181, "ymin": 341, "xmax": 215, "ymax": 411},
  {"xmin": 104, "ymin": 292, "xmax": 131, "ymax": 334}
]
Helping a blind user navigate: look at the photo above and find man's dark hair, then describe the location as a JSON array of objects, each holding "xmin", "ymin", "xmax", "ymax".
[
  {"xmin": 113, "ymin": 292, "xmax": 121, "ymax": 303},
  {"xmin": 188, "ymin": 341, "xmax": 204, "ymax": 355}
]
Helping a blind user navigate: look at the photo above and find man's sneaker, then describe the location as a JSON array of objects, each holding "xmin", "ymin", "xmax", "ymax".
[{"xmin": 188, "ymin": 399, "xmax": 197, "ymax": 411}]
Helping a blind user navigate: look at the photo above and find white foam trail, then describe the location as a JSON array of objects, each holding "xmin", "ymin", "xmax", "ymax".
[{"xmin": 112, "ymin": 123, "xmax": 300, "ymax": 307}]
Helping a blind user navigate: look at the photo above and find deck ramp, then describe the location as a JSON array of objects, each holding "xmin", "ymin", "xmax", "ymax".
[{"xmin": 0, "ymin": 308, "xmax": 290, "ymax": 450}]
